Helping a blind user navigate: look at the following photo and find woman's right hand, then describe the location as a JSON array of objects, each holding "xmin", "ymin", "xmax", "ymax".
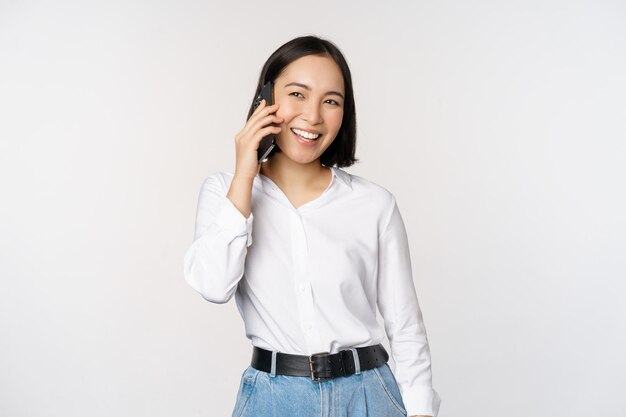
[{"xmin": 233, "ymin": 99, "xmax": 283, "ymax": 181}]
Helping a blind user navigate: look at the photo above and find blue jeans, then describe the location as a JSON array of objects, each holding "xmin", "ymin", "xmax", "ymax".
[{"xmin": 231, "ymin": 362, "xmax": 408, "ymax": 417}]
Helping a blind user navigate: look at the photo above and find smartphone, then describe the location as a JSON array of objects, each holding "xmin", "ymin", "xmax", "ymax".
[{"xmin": 251, "ymin": 81, "xmax": 278, "ymax": 163}]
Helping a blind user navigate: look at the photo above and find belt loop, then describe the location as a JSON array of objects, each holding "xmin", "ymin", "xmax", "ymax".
[
  {"xmin": 348, "ymin": 348, "xmax": 361, "ymax": 375},
  {"xmin": 269, "ymin": 351, "xmax": 277, "ymax": 378}
]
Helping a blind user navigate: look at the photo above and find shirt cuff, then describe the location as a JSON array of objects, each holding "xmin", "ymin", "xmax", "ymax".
[
  {"xmin": 400, "ymin": 385, "xmax": 442, "ymax": 417},
  {"xmin": 214, "ymin": 195, "xmax": 254, "ymax": 247}
]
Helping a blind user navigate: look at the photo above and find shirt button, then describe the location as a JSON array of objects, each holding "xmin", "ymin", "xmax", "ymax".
[{"xmin": 299, "ymin": 283, "xmax": 307, "ymax": 292}]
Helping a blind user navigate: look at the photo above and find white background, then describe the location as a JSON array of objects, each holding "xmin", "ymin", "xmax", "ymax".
[{"xmin": 1, "ymin": 1, "xmax": 625, "ymax": 416}]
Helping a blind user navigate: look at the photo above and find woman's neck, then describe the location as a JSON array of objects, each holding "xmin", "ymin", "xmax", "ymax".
[{"xmin": 259, "ymin": 155, "xmax": 329, "ymax": 190}]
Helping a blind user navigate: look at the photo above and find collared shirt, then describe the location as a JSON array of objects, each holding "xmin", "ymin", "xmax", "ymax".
[{"xmin": 183, "ymin": 166, "xmax": 442, "ymax": 416}]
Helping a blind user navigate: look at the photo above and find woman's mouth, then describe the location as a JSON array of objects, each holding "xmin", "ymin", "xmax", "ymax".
[{"xmin": 290, "ymin": 128, "xmax": 322, "ymax": 146}]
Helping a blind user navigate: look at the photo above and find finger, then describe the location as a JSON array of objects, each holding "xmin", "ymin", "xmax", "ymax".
[
  {"xmin": 241, "ymin": 102, "xmax": 280, "ymax": 138},
  {"xmin": 253, "ymin": 125, "xmax": 282, "ymax": 143},
  {"xmin": 240, "ymin": 100, "xmax": 268, "ymax": 135},
  {"xmin": 245, "ymin": 110, "xmax": 282, "ymax": 139},
  {"xmin": 251, "ymin": 102, "xmax": 279, "ymax": 120},
  {"xmin": 258, "ymin": 113, "xmax": 284, "ymax": 126}
]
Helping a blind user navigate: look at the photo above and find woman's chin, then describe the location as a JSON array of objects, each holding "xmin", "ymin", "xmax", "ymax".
[
  {"xmin": 285, "ymin": 152, "xmax": 318, "ymax": 165},
  {"xmin": 274, "ymin": 141, "xmax": 318, "ymax": 163}
]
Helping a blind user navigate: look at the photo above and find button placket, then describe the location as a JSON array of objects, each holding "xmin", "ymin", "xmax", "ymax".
[{"xmin": 290, "ymin": 211, "xmax": 319, "ymax": 346}]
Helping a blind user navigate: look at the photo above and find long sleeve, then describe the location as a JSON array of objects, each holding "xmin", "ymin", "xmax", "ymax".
[
  {"xmin": 183, "ymin": 173, "xmax": 254, "ymax": 304},
  {"xmin": 376, "ymin": 196, "xmax": 442, "ymax": 417}
]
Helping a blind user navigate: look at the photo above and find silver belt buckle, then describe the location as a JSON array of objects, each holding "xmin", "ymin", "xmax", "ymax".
[{"xmin": 308, "ymin": 351, "xmax": 331, "ymax": 382}]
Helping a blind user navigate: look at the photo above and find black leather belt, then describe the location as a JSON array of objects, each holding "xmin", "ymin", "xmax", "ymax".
[{"xmin": 250, "ymin": 343, "xmax": 389, "ymax": 382}]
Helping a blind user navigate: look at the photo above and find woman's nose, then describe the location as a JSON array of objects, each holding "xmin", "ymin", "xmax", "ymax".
[{"xmin": 302, "ymin": 103, "xmax": 323, "ymax": 124}]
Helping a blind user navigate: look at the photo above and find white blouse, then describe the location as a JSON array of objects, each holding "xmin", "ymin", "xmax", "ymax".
[{"xmin": 183, "ymin": 166, "xmax": 441, "ymax": 417}]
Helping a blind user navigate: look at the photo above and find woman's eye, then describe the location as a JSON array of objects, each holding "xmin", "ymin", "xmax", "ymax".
[{"xmin": 289, "ymin": 92, "xmax": 340, "ymax": 106}]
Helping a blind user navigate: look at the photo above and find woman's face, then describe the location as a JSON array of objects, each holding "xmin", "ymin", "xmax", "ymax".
[{"xmin": 272, "ymin": 55, "xmax": 345, "ymax": 165}]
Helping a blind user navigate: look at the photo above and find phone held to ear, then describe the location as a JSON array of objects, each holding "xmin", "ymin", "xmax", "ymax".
[{"xmin": 251, "ymin": 81, "xmax": 278, "ymax": 163}]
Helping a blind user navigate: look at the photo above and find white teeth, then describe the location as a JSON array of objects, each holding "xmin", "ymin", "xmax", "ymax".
[{"xmin": 291, "ymin": 128, "xmax": 320, "ymax": 140}]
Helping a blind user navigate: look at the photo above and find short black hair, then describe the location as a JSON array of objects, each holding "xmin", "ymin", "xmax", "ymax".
[{"xmin": 246, "ymin": 35, "xmax": 359, "ymax": 168}]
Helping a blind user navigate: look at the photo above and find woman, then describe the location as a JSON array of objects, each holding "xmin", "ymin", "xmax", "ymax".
[{"xmin": 183, "ymin": 35, "xmax": 441, "ymax": 417}]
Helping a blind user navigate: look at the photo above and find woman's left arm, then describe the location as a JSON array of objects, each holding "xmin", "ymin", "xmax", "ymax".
[{"xmin": 376, "ymin": 196, "xmax": 442, "ymax": 417}]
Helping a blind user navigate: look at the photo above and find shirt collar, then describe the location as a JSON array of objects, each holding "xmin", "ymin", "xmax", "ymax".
[
  {"xmin": 331, "ymin": 166, "xmax": 353, "ymax": 190},
  {"xmin": 254, "ymin": 166, "xmax": 352, "ymax": 192}
]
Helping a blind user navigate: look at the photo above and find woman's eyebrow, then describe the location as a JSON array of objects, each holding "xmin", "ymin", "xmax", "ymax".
[{"xmin": 284, "ymin": 82, "xmax": 344, "ymax": 100}]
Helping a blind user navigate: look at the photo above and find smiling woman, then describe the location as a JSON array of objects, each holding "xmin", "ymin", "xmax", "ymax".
[
  {"xmin": 183, "ymin": 35, "xmax": 441, "ymax": 417},
  {"xmin": 244, "ymin": 37, "xmax": 358, "ymax": 173},
  {"xmin": 264, "ymin": 54, "xmax": 346, "ymax": 164}
]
